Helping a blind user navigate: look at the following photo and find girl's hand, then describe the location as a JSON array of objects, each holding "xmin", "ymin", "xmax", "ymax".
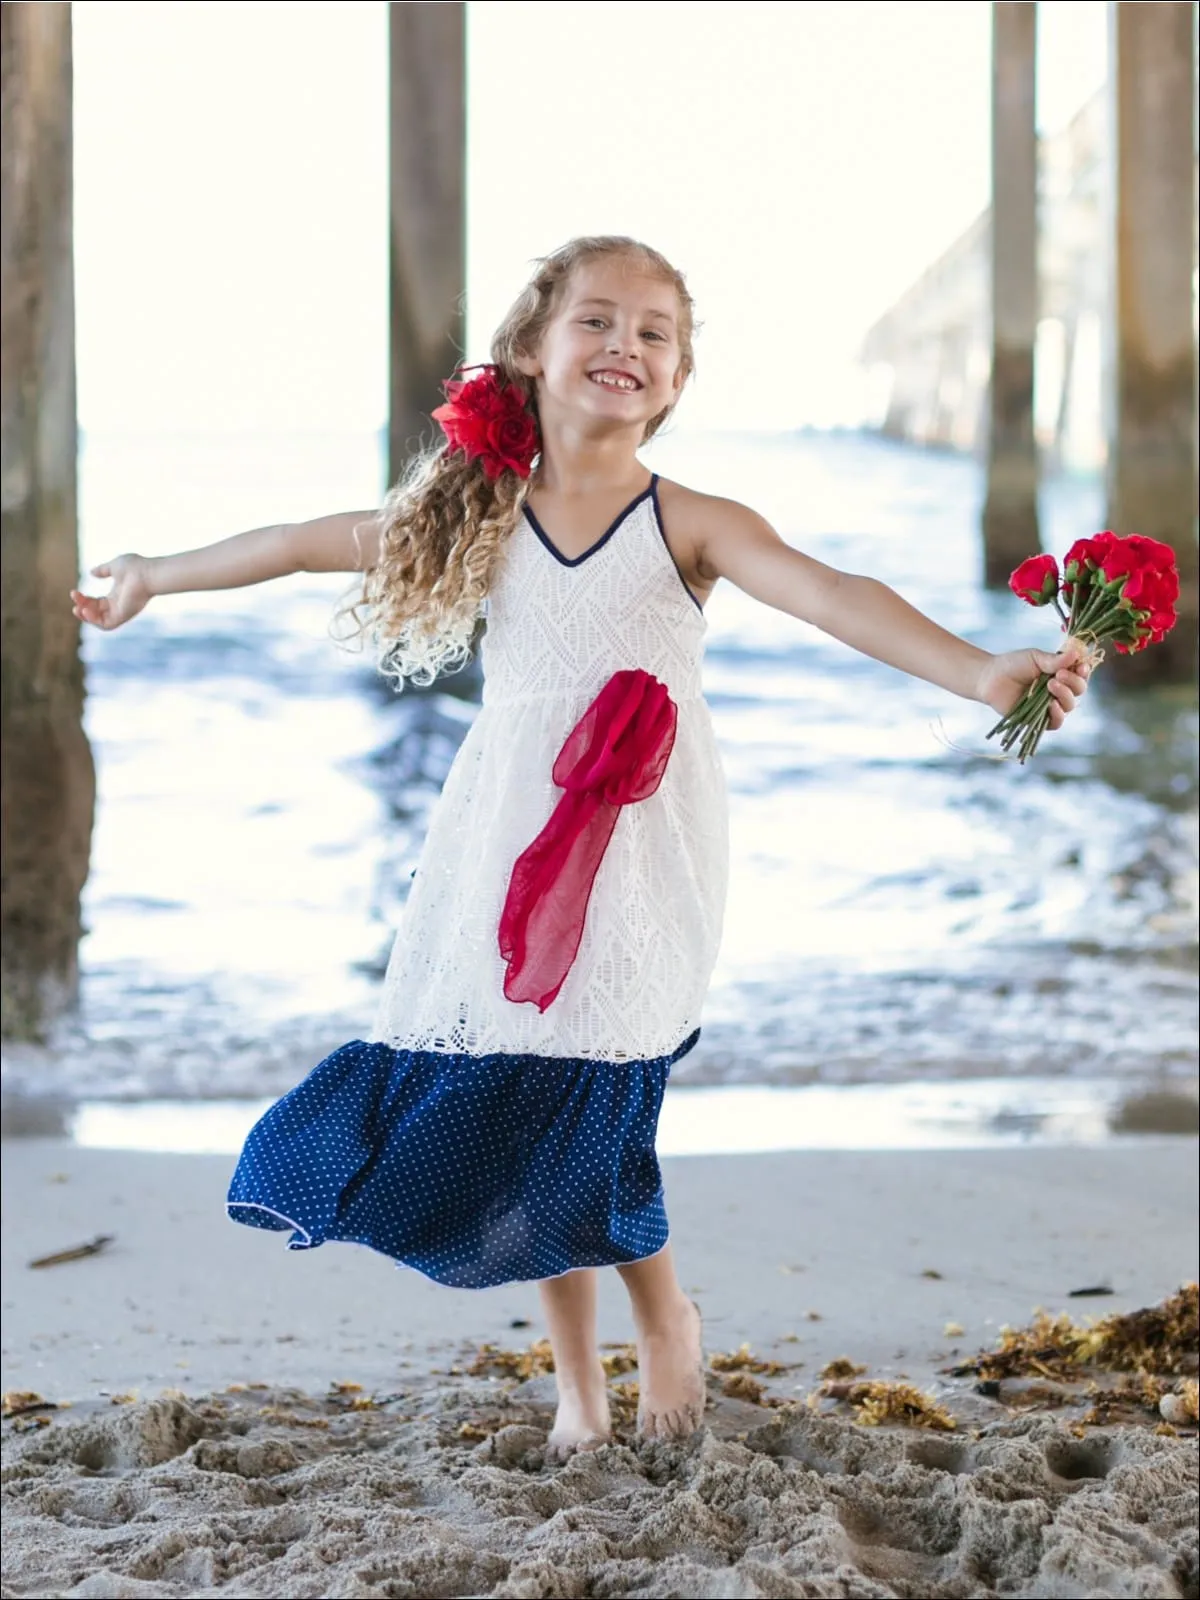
[
  {"xmin": 70, "ymin": 555, "xmax": 154, "ymax": 631},
  {"xmin": 977, "ymin": 638, "xmax": 1092, "ymax": 729}
]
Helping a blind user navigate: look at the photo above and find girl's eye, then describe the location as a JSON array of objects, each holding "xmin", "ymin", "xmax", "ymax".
[{"xmin": 582, "ymin": 318, "xmax": 607, "ymax": 329}]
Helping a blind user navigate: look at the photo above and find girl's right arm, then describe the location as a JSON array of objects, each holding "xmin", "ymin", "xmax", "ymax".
[{"xmin": 70, "ymin": 508, "xmax": 384, "ymax": 631}]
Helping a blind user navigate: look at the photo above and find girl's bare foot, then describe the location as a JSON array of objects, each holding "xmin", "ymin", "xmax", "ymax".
[
  {"xmin": 635, "ymin": 1294, "xmax": 705, "ymax": 1441},
  {"xmin": 545, "ymin": 1357, "xmax": 612, "ymax": 1463},
  {"xmin": 537, "ymin": 1267, "xmax": 611, "ymax": 1463}
]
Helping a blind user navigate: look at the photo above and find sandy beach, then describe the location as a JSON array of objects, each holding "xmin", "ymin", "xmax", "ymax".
[{"xmin": 2, "ymin": 1137, "xmax": 1197, "ymax": 1598}]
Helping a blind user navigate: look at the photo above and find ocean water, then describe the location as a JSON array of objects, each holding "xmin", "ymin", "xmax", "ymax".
[{"xmin": 5, "ymin": 427, "xmax": 1195, "ymax": 1109}]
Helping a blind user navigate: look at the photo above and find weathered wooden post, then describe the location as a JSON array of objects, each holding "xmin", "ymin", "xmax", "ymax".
[
  {"xmin": 981, "ymin": 0, "xmax": 1041, "ymax": 585},
  {"xmin": 1, "ymin": 2, "xmax": 95, "ymax": 1040},
  {"xmin": 387, "ymin": 0, "xmax": 466, "ymax": 485},
  {"xmin": 1107, "ymin": 0, "xmax": 1197, "ymax": 685}
]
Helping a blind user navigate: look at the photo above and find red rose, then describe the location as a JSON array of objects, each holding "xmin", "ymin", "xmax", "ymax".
[
  {"xmin": 1095, "ymin": 541, "xmax": 1142, "ymax": 587},
  {"xmin": 1063, "ymin": 531, "xmax": 1118, "ymax": 581},
  {"xmin": 1009, "ymin": 554, "xmax": 1061, "ymax": 606},
  {"xmin": 1094, "ymin": 533, "xmax": 1175, "ymax": 595},
  {"xmin": 431, "ymin": 366, "xmax": 539, "ymax": 480},
  {"xmin": 1122, "ymin": 563, "xmax": 1180, "ymax": 615},
  {"xmin": 1123, "ymin": 534, "xmax": 1178, "ymax": 569},
  {"xmin": 1062, "ymin": 531, "xmax": 1119, "ymax": 603},
  {"xmin": 1136, "ymin": 599, "xmax": 1177, "ymax": 641}
]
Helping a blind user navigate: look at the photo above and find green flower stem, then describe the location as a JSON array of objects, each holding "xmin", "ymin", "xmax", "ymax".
[
  {"xmin": 993, "ymin": 683, "xmax": 1039, "ymax": 726},
  {"xmin": 1018, "ymin": 728, "xmax": 1041, "ymax": 764},
  {"xmin": 1072, "ymin": 573, "xmax": 1137, "ymax": 637},
  {"xmin": 994, "ymin": 693, "xmax": 1051, "ymax": 760},
  {"xmin": 1065, "ymin": 573, "xmax": 1092, "ymax": 634},
  {"xmin": 1072, "ymin": 586, "xmax": 1116, "ymax": 638},
  {"xmin": 1013, "ymin": 702, "xmax": 1050, "ymax": 755},
  {"xmin": 986, "ymin": 675, "xmax": 1052, "ymax": 744}
]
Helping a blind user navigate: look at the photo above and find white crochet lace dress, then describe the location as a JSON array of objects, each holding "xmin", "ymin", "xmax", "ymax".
[{"xmin": 371, "ymin": 475, "xmax": 729, "ymax": 1066}]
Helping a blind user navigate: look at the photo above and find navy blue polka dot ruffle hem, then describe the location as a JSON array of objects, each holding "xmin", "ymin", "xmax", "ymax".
[{"xmin": 226, "ymin": 1032, "xmax": 698, "ymax": 1289}]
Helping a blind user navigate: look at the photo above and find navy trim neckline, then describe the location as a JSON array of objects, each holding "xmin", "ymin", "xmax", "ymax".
[{"xmin": 525, "ymin": 476, "xmax": 657, "ymax": 568}]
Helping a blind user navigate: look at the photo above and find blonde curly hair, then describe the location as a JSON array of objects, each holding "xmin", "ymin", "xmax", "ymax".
[{"xmin": 345, "ymin": 236, "xmax": 697, "ymax": 689}]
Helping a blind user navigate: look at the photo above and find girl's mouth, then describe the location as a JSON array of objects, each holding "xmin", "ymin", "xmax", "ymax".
[{"xmin": 588, "ymin": 370, "xmax": 643, "ymax": 393}]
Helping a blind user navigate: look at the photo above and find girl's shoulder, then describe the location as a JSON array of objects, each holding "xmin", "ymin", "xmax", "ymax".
[
  {"xmin": 656, "ymin": 476, "xmax": 777, "ymax": 570},
  {"xmin": 655, "ymin": 476, "xmax": 769, "ymax": 543},
  {"xmin": 656, "ymin": 475, "xmax": 751, "ymax": 518},
  {"xmin": 654, "ymin": 477, "xmax": 780, "ymax": 605}
]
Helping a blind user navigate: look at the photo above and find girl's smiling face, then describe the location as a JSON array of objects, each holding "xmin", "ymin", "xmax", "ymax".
[{"xmin": 520, "ymin": 257, "xmax": 686, "ymax": 437}]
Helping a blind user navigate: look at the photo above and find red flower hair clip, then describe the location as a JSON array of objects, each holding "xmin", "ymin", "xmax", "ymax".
[{"xmin": 431, "ymin": 364, "xmax": 539, "ymax": 481}]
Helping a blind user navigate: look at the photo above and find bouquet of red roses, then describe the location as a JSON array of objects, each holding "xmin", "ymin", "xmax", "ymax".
[{"xmin": 987, "ymin": 531, "xmax": 1180, "ymax": 763}]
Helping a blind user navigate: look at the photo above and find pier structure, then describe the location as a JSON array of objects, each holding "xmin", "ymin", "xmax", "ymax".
[
  {"xmin": 387, "ymin": 1, "xmax": 465, "ymax": 486},
  {"xmin": 860, "ymin": 86, "xmax": 1115, "ymax": 475},
  {"xmin": 1, "ymin": 2, "xmax": 96, "ymax": 1040},
  {"xmin": 982, "ymin": 0, "xmax": 1042, "ymax": 579},
  {"xmin": 1108, "ymin": 1, "xmax": 1197, "ymax": 681}
]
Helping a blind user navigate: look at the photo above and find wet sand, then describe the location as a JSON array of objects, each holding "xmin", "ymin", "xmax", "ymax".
[{"xmin": 2, "ymin": 1139, "xmax": 1197, "ymax": 1598}]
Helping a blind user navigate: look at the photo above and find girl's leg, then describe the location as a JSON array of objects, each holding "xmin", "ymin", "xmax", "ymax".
[
  {"xmin": 537, "ymin": 1267, "xmax": 611, "ymax": 1459},
  {"xmin": 616, "ymin": 1243, "xmax": 705, "ymax": 1440}
]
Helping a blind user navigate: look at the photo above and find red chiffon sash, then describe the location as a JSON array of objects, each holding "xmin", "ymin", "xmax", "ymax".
[{"xmin": 498, "ymin": 670, "xmax": 678, "ymax": 1012}]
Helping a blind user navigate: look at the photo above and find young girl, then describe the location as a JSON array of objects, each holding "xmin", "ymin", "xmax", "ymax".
[{"xmin": 72, "ymin": 235, "xmax": 1090, "ymax": 1460}]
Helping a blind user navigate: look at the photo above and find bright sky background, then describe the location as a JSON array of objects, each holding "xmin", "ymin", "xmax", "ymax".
[{"xmin": 72, "ymin": 0, "xmax": 1108, "ymax": 434}]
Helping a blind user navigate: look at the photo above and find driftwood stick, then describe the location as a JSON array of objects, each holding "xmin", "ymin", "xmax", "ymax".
[{"xmin": 28, "ymin": 1234, "xmax": 115, "ymax": 1269}]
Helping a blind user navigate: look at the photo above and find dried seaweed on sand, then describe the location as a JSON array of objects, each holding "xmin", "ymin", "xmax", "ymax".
[
  {"xmin": 599, "ymin": 1343, "xmax": 638, "ymax": 1377},
  {"xmin": 819, "ymin": 1357, "xmax": 868, "ymax": 1381},
  {"xmin": 465, "ymin": 1340, "xmax": 556, "ymax": 1380},
  {"xmin": 948, "ymin": 1282, "xmax": 1199, "ymax": 1384},
  {"xmin": 709, "ymin": 1343, "xmax": 789, "ymax": 1376},
  {"xmin": 815, "ymin": 1379, "xmax": 957, "ymax": 1431},
  {"xmin": 464, "ymin": 1339, "xmax": 637, "ymax": 1385},
  {"xmin": 720, "ymin": 1373, "xmax": 767, "ymax": 1404},
  {"xmin": 609, "ymin": 1381, "xmax": 640, "ymax": 1427},
  {"xmin": 1081, "ymin": 1374, "xmax": 1200, "ymax": 1428}
]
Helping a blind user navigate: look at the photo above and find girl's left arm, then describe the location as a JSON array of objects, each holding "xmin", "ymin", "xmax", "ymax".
[{"xmin": 695, "ymin": 499, "xmax": 1090, "ymax": 724}]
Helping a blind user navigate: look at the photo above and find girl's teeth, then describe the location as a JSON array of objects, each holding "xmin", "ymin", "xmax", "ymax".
[{"xmin": 591, "ymin": 373, "xmax": 638, "ymax": 390}]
